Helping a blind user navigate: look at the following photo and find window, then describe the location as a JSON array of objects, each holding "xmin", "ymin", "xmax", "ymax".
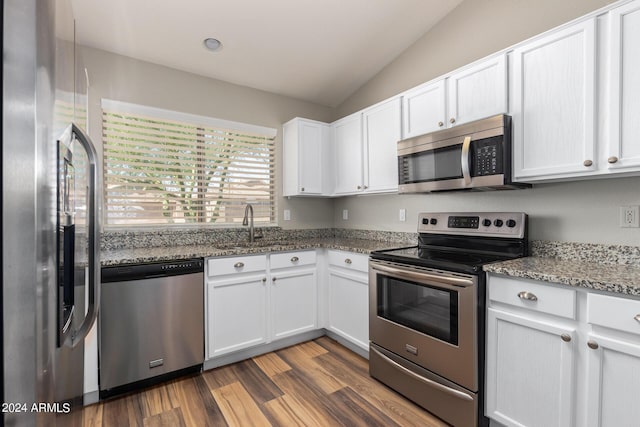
[{"xmin": 102, "ymin": 100, "xmax": 276, "ymax": 227}]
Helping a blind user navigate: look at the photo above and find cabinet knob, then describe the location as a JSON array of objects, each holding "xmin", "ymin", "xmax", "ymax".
[
  {"xmin": 363, "ymin": 185, "xmax": 368, "ymax": 189},
  {"xmin": 607, "ymin": 156, "xmax": 619, "ymax": 164},
  {"xmin": 517, "ymin": 291, "xmax": 538, "ymax": 301},
  {"xmin": 560, "ymin": 334, "xmax": 571, "ymax": 342},
  {"xmin": 587, "ymin": 340, "xmax": 599, "ymax": 350},
  {"xmin": 262, "ymin": 277, "xmax": 267, "ymax": 283},
  {"xmin": 272, "ymin": 277, "xmax": 277, "ymax": 282},
  {"xmin": 583, "ymin": 159, "xmax": 593, "ymax": 167},
  {"xmin": 344, "ymin": 258, "xmax": 352, "ymax": 265},
  {"xmin": 234, "ymin": 262, "xmax": 245, "ymax": 269},
  {"xmin": 438, "ymin": 121, "xmax": 444, "ymax": 127},
  {"xmin": 290, "ymin": 256, "xmax": 299, "ymax": 263},
  {"xmin": 449, "ymin": 118, "xmax": 456, "ymax": 124},
  {"xmin": 357, "ymin": 185, "xmax": 362, "ymax": 190},
  {"xmin": 634, "ymin": 314, "xmax": 640, "ymax": 323},
  {"xmin": 301, "ymin": 187, "xmax": 305, "ymax": 192}
]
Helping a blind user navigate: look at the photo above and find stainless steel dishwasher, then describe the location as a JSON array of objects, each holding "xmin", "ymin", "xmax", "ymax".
[{"xmin": 99, "ymin": 258, "xmax": 204, "ymax": 397}]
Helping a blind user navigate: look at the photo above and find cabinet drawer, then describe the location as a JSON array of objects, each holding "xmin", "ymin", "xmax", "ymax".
[
  {"xmin": 270, "ymin": 250, "xmax": 316, "ymax": 269},
  {"xmin": 588, "ymin": 293, "xmax": 640, "ymax": 336},
  {"xmin": 489, "ymin": 276, "xmax": 576, "ymax": 319},
  {"xmin": 327, "ymin": 250, "xmax": 368, "ymax": 273},
  {"xmin": 207, "ymin": 254, "xmax": 267, "ymax": 277}
]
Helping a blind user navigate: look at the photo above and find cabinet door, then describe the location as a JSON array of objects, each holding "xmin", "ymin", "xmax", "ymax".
[
  {"xmin": 332, "ymin": 113, "xmax": 363, "ymax": 195},
  {"xmin": 402, "ymin": 79, "xmax": 446, "ymax": 138},
  {"xmin": 512, "ymin": 19, "xmax": 596, "ymax": 180},
  {"xmin": 270, "ymin": 268, "xmax": 317, "ymax": 340},
  {"xmin": 327, "ymin": 268, "xmax": 369, "ymax": 351},
  {"xmin": 585, "ymin": 334, "xmax": 640, "ymax": 427},
  {"xmin": 607, "ymin": 2, "xmax": 640, "ymax": 171},
  {"xmin": 362, "ymin": 98, "xmax": 401, "ymax": 193},
  {"xmin": 282, "ymin": 119, "xmax": 328, "ymax": 196},
  {"xmin": 486, "ymin": 308, "xmax": 576, "ymax": 427},
  {"xmin": 207, "ymin": 274, "xmax": 267, "ymax": 359},
  {"xmin": 447, "ymin": 54, "xmax": 506, "ymax": 126}
]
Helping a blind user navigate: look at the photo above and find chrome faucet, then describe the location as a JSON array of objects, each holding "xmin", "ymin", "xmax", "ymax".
[{"xmin": 242, "ymin": 203, "xmax": 255, "ymax": 243}]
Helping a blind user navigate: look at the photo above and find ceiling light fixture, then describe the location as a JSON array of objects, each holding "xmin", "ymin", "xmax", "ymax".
[{"xmin": 203, "ymin": 38, "xmax": 223, "ymax": 52}]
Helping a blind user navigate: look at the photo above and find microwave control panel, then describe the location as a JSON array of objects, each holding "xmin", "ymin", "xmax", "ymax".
[{"xmin": 472, "ymin": 136, "xmax": 503, "ymax": 176}]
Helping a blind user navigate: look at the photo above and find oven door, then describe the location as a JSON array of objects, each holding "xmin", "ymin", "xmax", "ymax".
[{"xmin": 369, "ymin": 259, "xmax": 478, "ymax": 391}]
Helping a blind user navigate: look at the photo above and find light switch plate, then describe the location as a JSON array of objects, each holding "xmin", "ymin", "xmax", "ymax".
[
  {"xmin": 342, "ymin": 209, "xmax": 349, "ymax": 220},
  {"xmin": 284, "ymin": 209, "xmax": 291, "ymax": 221},
  {"xmin": 399, "ymin": 209, "xmax": 406, "ymax": 222}
]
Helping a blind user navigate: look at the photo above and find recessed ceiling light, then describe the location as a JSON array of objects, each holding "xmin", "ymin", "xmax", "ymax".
[{"xmin": 203, "ymin": 38, "xmax": 223, "ymax": 52}]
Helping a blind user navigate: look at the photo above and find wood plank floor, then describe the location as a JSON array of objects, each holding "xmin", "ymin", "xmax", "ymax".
[{"xmin": 67, "ymin": 337, "xmax": 448, "ymax": 426}]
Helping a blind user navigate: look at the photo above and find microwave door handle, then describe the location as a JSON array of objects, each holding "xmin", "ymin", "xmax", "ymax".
[
  {"xmin": 68, "ymin": 123, "xmax": 100, "ymax": 347},
  {"xmin": 460, "ymin": 136, "xmax": 472, "ymax": 186}
]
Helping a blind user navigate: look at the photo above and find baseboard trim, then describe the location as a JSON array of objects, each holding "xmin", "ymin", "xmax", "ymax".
[{"xmin": 204, "ymin": 329, "xmax": 326, "ymax": 370}]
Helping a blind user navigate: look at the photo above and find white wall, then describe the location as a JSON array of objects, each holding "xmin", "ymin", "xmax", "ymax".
[
  {"xmin": 81, "ymin": 46, "xmax": 335, "ymax": 229},
  {"xmin": 332, "ymin": 177, "xmax": 640, "ymax": 245},
  {"xmin": 331, "ymin": 0, "xmax": 640, "ymax": 245}
]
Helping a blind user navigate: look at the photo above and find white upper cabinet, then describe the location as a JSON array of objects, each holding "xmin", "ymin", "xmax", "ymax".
[
  {"xmin": 402, "ymin": 54, "xmax": 506, "ymax": 139},
  {"xmin": 512, "ymin": 19, "xmax": 597, "ymax": 180},
  {"xmin": 402, "ymin": 79, "xmax": 446, "ymax": 138},
  {"xmin": 332, "ymin": 112, "xmax": 363, "ymax": 195},
  {"xmin": 607, "ymin": 1, "xmax": 640, "ymax": 171},
  {"xmin": 362, "ymin": 97, "xmax": 402, "ymax": 193},
  {"xmin": 282, "ymin": 118, "xmax": 331, "ymax": 196},
  {"xmin": 447, "ymin": 54, "xmax": 507, "ymax": 127}
]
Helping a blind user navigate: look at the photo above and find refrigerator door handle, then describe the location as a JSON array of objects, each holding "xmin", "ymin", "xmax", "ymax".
[{"xmin": 68, "ymin": 123, "xmax": 101, "ymax": 347}]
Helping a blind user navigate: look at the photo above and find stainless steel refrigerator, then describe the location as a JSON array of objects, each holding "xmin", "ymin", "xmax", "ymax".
[{"xmin": 3, "ymin": 0, "xmax": 100, "ymax": 425}]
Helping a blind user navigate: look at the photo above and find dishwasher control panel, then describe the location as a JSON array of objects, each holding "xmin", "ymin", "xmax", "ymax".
[{"xmin": 101, "ymin": 258, "xmax": 204, "ymax": 282}]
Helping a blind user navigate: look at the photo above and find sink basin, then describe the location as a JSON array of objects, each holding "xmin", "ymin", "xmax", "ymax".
[{"xmin": 218, "ymin": 241, "xmax": 293, "ymax": 250}]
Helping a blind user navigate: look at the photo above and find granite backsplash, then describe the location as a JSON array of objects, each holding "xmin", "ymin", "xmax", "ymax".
[{"xmin": 101, "ymin": 227, "xmax": 418, "ymax": 251}]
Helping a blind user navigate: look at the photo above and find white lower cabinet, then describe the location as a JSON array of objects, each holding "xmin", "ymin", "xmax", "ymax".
[
  {"xmin": 326, "ymin": 251, "xmax": 369, "ymax": 352},
  {"xmin": 270, "ymin": 262, "xmax": 317, "ymax": 340},
  {"xmin": 585, "ymin": 293, "xmax": 640, "ymax": 427},
  {"xmin": 207, "ymin": 273, "xmax": 268, "ymax": 358},
  {"xmin": 206, "ymin": 251, "xmax": 318, "ymax": 360},
  {"xmin": 486, "ymin": 308, "xmax": 576, "ymax": 427},
  {"xmin": 487, "ymin": 274, "xmax": 640, "ymax": 427}
]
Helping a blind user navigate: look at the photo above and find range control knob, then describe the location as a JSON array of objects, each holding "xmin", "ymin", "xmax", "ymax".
[
  {"xmin": 494, "ymin": 219, "xmax": 504, "ymax": 227},
  {"xmin": 430, "ymin": 218, "xmax": 438, "ymax": 225},
  {"xmin": 422, "ymin": 218, "xmax": 430, "ymax": 225},
  {"xmin": 482, "ymin": 219, "xmax": 492, "ymax": 227},
  {"xmin": 506, "ymin": 219, "xmax": 517, "ymax": 228}
]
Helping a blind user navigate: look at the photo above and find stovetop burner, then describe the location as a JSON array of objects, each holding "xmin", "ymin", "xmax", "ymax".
[{"xmin": 370, "ymin": 212, "xmax": 528, "ymax": 274}]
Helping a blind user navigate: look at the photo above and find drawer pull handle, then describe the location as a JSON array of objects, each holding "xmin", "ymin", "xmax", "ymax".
[
  {"xmin": 291, "ymin": 256, "xmax": 299, "ymax": 263},
  {"xmin": 587, "ymin": 340, "xmax": 599, "ymax": 350},
  {"xmin": 517, "ymin": 291, "xmax": 538, "ymax": 301},
  {"xmin": 345, "ymin": 258, "xmax": 352, "ymax": 264},
  {"xmin": 561, "ymin": 334, "xmax": 571, "ymax": 342},
  {"xmin": 234, "ymin": 262, "xmax": 244, "ymax": 269},
  {"xmin": 634, "ymin": 314, "xmax": 640, "ymax": 323}
]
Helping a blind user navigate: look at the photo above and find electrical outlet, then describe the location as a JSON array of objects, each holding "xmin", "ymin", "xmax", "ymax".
[
  {"xmin": 342, "ymin": 209, "xmax": 349, "ymax": 220},
  {"xmin": 399, "ymin": 209, "xmax": 406, "ymax": 222},
  {"xmin": 619, "ymin": 206, "xmax": 639, "ymax": 228},
  {"xmin": 283, "ymin": 209, "xmax": 291, "ymax": 221}
]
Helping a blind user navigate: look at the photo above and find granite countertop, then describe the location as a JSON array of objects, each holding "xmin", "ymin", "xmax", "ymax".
[
  {"xmin": 101, "ymin": 237, "xmax": 405, "ymax": 266},
  {"xmin": 484, "ymin": 256, "xmax": 640, "ymax": 297}
]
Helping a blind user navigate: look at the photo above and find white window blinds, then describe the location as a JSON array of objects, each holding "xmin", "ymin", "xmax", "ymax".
[{"xmin": 102, "ymin": 100, "xmax": 276, "ymax": 227}]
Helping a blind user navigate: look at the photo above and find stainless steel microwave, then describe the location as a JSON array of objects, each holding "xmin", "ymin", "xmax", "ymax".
[{"xmin": 397, "ymin": 114, "xmax": 529, "ymax": 193}]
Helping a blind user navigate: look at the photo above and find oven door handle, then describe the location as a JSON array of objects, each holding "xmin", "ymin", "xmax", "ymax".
[
  {"xmin": 371, "ymin": 262, "xmax": 475, "ymax": 288},
  {"xmin": 461, "ymin": 136, "xmax": 472, "ymax": 186},
  {"xmin": 371, "ymin": 346, "xmax": 473, "ymax": 402}
]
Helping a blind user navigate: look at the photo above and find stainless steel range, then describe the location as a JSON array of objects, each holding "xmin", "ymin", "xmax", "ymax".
[{"xmin": 369, "ymin": 212, "xmax": 528, "ymax": 427}]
